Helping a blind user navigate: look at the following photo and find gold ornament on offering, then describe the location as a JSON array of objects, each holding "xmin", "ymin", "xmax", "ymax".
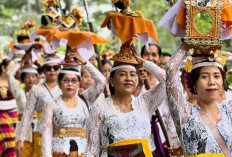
[
  {"xmin": 72, "ymin": 8, "xmax": 83, "ymax": 26},
  {"xmin": 41, "ymin": 0, "xmax": 60, "ymax": 27},
  {"xmin": 111, "ymin": 42, "xmax": 138, "ymax": 65},
  {"xmin": 184, "ymin": 0, "xmax": 223, "ymax": 55},
  {"xmin": 59, "ymin": 8, "xmax": 83, "ymax": 29}
]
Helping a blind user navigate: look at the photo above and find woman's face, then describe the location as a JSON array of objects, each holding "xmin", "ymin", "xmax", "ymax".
[
  {"xmin": 43, "ymin": 63, "xmax": 60, "ymax": 82},
  {"xmin": 60, "ymin": 74, "xmax": 79, "ymax": 96},
  {"xmin": 142, "ymin": 45, "xmax": 160, "ymax": 64},
  {"xmin": 24, "ymin": 73, "xmax": 38, "ymax": 90},
  {"xmin": 196, "ymin": 66, "xmax": 224, "ymax": 102},
  {"xmin": 15, "ymin": 69, "xmax": 22, "ymax": 82},
  {"xmin": 102, "ymin": 63, "xmax": 112, "ymax": 78},
  {"xmin": 80, "ymin": 70, "xmax": 95, "ymax": 90},
  {"xmin": 111, "ymin": 68, "xmax": 137, "ymax": 95}
]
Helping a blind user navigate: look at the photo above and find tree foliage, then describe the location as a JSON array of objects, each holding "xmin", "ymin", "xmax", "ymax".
[{"xmin": 0, "ymin": 0, "xmax": 231, "ymax": 56}]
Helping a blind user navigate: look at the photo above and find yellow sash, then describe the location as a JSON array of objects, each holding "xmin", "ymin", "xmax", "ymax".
[
  {"xmin": 104, "ymin": 138, "xmax": 152, "ymax": 157},
  {"xmin": 36, "ymin": 111, "xmax": 42, "ymax": 119},
  {"xmin": 185, "ymin": 154, "xmax": 232, "ymax": 157}
]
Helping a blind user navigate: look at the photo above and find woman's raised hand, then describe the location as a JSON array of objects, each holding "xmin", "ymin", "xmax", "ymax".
[
  {"xmin": 68, "ymin": 49, "xmax": 86, "ymax": 64},
  {"xmin": 19, "ymin": 51, "xmax": 32, "ymax": 65},
  {"xmin": 133, "ymin": 53, "xmax": 146, "ymax": 65}
]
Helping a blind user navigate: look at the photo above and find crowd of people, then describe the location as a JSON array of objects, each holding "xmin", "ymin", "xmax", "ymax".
[
  {"xmin": 0, "ymin": 41, "xmax": 231, "ymax": 157},
  {"xmin": 0, "ymin": 0, "xmax": 232, "ymax": 156}
]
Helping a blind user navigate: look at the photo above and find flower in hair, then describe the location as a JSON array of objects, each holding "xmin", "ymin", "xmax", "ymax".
[
  {"xmin": 184, "ymin": 49, "xmax": 193, "ymax": 73},
  {"xmin": 208, "ymin": 50, "xmax": 231, "ymax": 67}
]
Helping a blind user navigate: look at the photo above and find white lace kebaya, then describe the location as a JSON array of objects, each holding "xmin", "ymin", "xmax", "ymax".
[
  {"xmin": 42, "ymin": 62, "xmax": 106, "ymax": 157},
  {"xmin": 17, "ymin": 80, "xmax": 62, "ymax": 142},
  {"xmin": 7, "ymin": 63, "xmax": 33, "ymax": 142},
  {"xmin": 85, "ymin": 61, "xmax": 166, "ymax": 157},
  {"xmin": 166, "ymin": 47, "xmax": 232, "ymax": 155}
]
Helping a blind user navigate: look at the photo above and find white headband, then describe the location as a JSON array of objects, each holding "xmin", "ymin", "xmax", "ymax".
[
  {"xmin": 60, "ymin": 70, "xmax": 81, "ymax": 77},
  {"xmin": 110, "ymin": 65, "xmax": 136, "ymax": 73},
  {"xmin": 22, "ymin": 68, "xmax": 38, "ymax": 74},
  {"xmin": 63, "ymin": 66, "xmax": 81, "ymax": 72},
  {"xmin": 192, "ymin": 62, "xmax": 223, "ymax": 70},
  {"xmin": 44, "ymin": 58, "xmax": 61, "ymax": 65}
]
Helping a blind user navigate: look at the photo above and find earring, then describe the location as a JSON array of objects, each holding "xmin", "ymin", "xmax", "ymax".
[
  {"xmin": 193, "ymin": 89, "xmax": 197, "ymax": 94},
  {"xmin": 111, "ymin": 84, "xmax": 114, "ymax": 87}
]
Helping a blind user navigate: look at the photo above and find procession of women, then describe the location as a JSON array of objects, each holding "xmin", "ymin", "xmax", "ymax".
[{"xmin": 0, "ymin": 0, "xmax": 232, "ymax": 156}]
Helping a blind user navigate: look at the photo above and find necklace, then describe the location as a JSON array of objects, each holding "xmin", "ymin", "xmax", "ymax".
[
  {"xmin": 112, "ymin": 96, "xmax": 132, "ymax": 113},
  {"xmin": 117, "ymin": 104, "xmax": 130, "ymax": 113},
  {"xmin": 197, "ymin": 105, "xmax": 221, "ymax": 124},
  {"xmin": 62, "ymin": 95, "xmax": 77, "ymax": 108}
]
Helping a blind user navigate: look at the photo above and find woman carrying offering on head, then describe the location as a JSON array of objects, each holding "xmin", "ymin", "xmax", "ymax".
[
  {"xmin": 16, "ymin": 54, "xmax": 62, "ymax": 157},
  {"xmin": 7, "ymin": 53, "xmax": 39, "ymax": 157},
  {"xmin": 85, "ymin": 43, "xmax": 166, "ymax": 157},
  {"xmin": 42, "ymin": 50, "xmax": 106, "ymax": 157},
  {"xmin": 166, "ymin": 42, "xmax": 232, "ymax": 156}
]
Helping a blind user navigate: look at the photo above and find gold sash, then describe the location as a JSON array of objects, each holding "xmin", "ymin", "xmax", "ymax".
[{"xmin": 104, "ymin": 138, "xmax": 152, "ymax": 157}]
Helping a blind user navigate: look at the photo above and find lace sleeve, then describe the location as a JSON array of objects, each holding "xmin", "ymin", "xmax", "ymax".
[
  {"xmin": 165, "ymin": 112, "xmax": 182, "ymax": 149},
  {"xmin": 227, "ymin": 99, "xmax": 232, "ymax": 112},
  {"xmin": 85, "ymin": 103, "xmax": 102, "ymax": 156},
  {"xmin": 166, "ymin": 47, "xmax": 191, "ymax": 129},
  {"xmin": 139, "ymin": 61, "xmax": 166, "ymax": 114},
  {"xmin": 42, "ymin": 100, "xmax": 54, "ymax": 157},
  {"xmin": 81, "ymin": 62, "xmax": 106, "ymax": 107},
  {"xmin": 6, "ymin": 63, "xmax": 26, "ymax": 112},
  {"xmin": 17, "ymin": 86, "xmax": 37, "ymax": 142}
]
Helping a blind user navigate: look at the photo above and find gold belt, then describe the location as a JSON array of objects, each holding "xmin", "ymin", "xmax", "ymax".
[{"xmin": 53, "ymin": 127, "xmax": 86, "ymax": 138}]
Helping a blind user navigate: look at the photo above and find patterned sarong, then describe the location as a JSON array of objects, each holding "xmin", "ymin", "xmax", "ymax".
[{"xmin": 0, "ymin": 111, "xmax": 18, "ymax": 157}]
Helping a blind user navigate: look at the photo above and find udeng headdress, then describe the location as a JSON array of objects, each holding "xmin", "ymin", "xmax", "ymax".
[{"xmin": 111, "ymin": 43, "xmax": 138, "ymax": 65}]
